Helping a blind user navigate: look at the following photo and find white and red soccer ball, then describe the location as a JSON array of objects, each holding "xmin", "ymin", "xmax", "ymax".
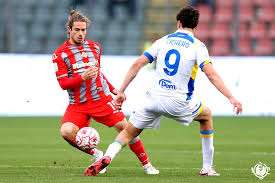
[{"xmin": 75, "ymin": 127, "xmax": 100, "ymax": 149}]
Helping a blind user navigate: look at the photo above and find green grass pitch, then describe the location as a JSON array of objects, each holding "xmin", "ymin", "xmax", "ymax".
[{"xmin": 0, "ymin": 116, "xmax": 274, "ymax": 183}]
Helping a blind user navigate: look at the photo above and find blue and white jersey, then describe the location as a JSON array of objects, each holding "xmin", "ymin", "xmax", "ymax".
[{"xmin": 144, "ymin": 29, "xmax": 211, "ymax": 100}]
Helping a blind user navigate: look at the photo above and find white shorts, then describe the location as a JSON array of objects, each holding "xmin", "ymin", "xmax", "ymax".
[{"xmin": 129, "ymin": 92, "xmax": 203, "ymax": 129}]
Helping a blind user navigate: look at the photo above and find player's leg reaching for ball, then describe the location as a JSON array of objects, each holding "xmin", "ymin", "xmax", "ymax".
[
  {"xmin": 84, "ymin": 122, "xmax": 159, "ymax": 176},
  {"xmin": 112, "ymin": 121, "xmax": 159, "ymax": 175},
  {"xmin": 60, "ymin": 122, "xmax": 106, "ymax": 174},
  {"xmin": 113, "ymin": 120, "xmax": 158, "ymax": 174},
  {"xmin": 128, "ymin": 136, "xmax": 159, "ymax": 174},
  {"xmin": 194, "ymin": 106, "xmax": 220, "ymax": 176},
  {"xmin": 84, "ymin": 118, "xmax": 159, "ymax": 176}
]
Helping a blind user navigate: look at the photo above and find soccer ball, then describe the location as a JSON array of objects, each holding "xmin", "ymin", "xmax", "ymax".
[{"xmin": 75, "ymin": 127, "xmax": 100, "ymax": 149}]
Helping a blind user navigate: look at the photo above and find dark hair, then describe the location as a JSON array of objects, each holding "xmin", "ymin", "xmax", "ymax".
[
  {"xmin": 66, "ymin": 10, "xmax": 90, "ymax": 30},
  {"xmin": 176, "ymin": 6, "xmax": 199, "ymax": 29}
]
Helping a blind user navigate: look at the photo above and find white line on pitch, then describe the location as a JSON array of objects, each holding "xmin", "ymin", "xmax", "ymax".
[{"xmin": 0, "ymin": 165, "xmax": 249, "ymax": 171}]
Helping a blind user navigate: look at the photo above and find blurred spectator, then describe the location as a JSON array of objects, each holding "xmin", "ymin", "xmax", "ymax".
[
  {"xmin": 107, "ymin": 0, "xmax": 136, "ymax": 19},
  {"xmin": 191, "ymin": 0, "xmax": 215, "ymax": 11}
]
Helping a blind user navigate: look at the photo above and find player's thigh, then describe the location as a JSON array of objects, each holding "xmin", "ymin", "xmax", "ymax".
[
  {"xmin": 168, "ymin": 99, "xmax": 202, "ymax": 126},
  {"xmin": 62, "ymin": 104, "xmax": 90, "ymax": 129},
  {"xmin": 90, "ymin": 102, "xmax": 126, "ymax": 127},
  {"xmin": 129, "ymin": 107, "xmax": 161, "ymax": 129},
  {"xmin": 112, "ymin": 118, "xmax": 128, "ymax": 132}
]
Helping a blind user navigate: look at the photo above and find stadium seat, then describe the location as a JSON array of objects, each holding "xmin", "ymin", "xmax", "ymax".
[
  {"xmin": 210, "ymin": 22, "xmax": 232, "ymax": 40},
  {"xmin": 122, "ymin": 40, "xmax": 140, "ymax": 55},
  {"xmin": 0, "ymin": 39, "xmax": 4, "ymax": 52},
  {"xmin": 149, "ymin": 0, "xmax": 185, "ymax": 8},
  {"xmin": 254, "ymin": 38, "xmax": 273, "ymax": 55},
  {"xmin": 238, "ymin": 23, "xmax": 250, "ymax": 39},
  {"xmin": 210, "ymin": 39, "xmax": 232, "ymax": 56},
  {"xmin": 214, "ymin": 8, "xmax": 233, "ymax": 23},
  {"xmin": 257, "ymin": 6, "xmax": 274, "ymax": 23},
  {"xmin": 249, "ymin": 21, "xmax": 267, "ymax": 39},
  {"xmin": 268, "ymin": 23, "xmax": 275, "ymax": 39},
  {"xmin": 215, "ymin": 0, "xmax": 234, "ymax": 9},
  {"xmin": 88, "ymin": 31, "xmax": 103, "ymax": 43},
  {"xmin": 195, "ymin": 23, "xmax": 210, "ymax": 41},
  {"xmin": 125, "ymin": 25, "xmax": 140, "ymax": 40},
  {"xmin": 104, "ymin": 40, "xmax": 122, "ymax": 55},
  {"xmin": 253, "ymin": 0, "xmax": 273, "ymax": 8},
  {"xmin": 196, "ymin": 5, "xmax": 212, "ymax": 23},
  {"xmin": 239, "ymin": 6, "xmax": 254, "ymax": 23},
  {"xmin": 105, "ymin": 21, "xmax": 125, "ymax": 42},
  {"xmin": 237, "ymin": 38, "xmax": 253, "ymax": 56}
]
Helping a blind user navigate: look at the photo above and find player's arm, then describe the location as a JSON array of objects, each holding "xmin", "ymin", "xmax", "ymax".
[
  {"xmin": 114, "ymin": 55, "xmax": 149, "ymax": 106},
  {"xmin": 57, "ymin": 67, "xmax": 98, "ymax": 90},
  {"xmin": 102, "ymin": 74, "xmax": 118, "ymax": 94},
  {"xmin": 115, "ymin": 39, "xmax": 158, "ymax": 106},
  {"xmin": 52, "ymin": 52, "xmax": 97, "ymax": 90},
  {"xmin": 202, "ymin": 64, "xmax": 243, "ymax": 114},
  {"xmin": 120, "ymin": 55, "xmax": 148, "ymax": 92},
  {"xmin": 119, "ymin": 38, "xmax": 159, "ymax": 93}
]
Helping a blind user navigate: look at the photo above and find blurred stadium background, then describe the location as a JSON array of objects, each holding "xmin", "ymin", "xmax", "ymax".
[
  {"xmin": 0, "ymin": 0, "xmax": 275, "ymax": 182},
  {"xmin": 0, "ymin": 0, "xmax": 274, "ymax": 55}
]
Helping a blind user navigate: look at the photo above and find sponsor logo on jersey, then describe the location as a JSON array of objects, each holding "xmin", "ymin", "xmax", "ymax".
[
  {"xmin": 81, "ymin": 52, "xmax": 88, "ymax": 58},
  {"xmin": 159, "ymin": 79, "xmax": 176, "ymax": 90},
  {"xmin": 72, "ymin": 62, "xmax": 97, "ymax": 69}
]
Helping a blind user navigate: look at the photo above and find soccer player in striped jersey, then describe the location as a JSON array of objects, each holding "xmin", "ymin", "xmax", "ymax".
[
  {"xmin": 52, "ymin": 10, "xmax": 159, "ymax": 175},
  {"xmin": 86, "ymin": 6, "xmax": 243, "ymax": 176}
]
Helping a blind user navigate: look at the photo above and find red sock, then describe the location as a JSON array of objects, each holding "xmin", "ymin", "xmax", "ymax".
[
  {"xmin": 129, "ymin": 139, "xmax": 149, "ymax": 166},
  {"xmin": 85, "ymin": 148, "xmax": 95, "ymax": 155}
]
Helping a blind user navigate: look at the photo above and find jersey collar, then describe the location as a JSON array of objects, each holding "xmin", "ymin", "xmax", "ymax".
[{"xmin": 176, "ymin": 29, "xmax": 194, "ymax": 36}]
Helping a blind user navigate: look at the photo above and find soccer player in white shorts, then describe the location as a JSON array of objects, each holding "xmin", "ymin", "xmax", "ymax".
[
  {"xmin": 86, "ymin": 6, "xmax": 243, "ymax": 177},
  {"xmin": 130, "ymin": 91, "xmax": 202, "ymax": 129}
]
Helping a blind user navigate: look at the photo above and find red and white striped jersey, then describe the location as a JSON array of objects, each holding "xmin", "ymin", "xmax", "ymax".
[{"xmin": 52, "ymin": 40, "xmax": 114, "ymax": 105}]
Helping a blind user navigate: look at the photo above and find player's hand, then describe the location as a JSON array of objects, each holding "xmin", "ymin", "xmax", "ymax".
[
  {"xmin": 112, "ymin": 89, "xmax": 119, "ymax": 95},
  {"xmin": 81, "ymin": 66, "xmax": 98, "ymax": 80},
  {"xmin": 113, "ymin": 91, "xmax": 126, "ymax": 110},
  {"xmin": 229, "ymin": 97, "xmax": 242, "ymax": 115}
]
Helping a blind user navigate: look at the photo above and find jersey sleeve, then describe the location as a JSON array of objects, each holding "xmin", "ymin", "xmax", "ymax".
[
  {"xmin": 52, "ymin": 52, "xmax": 68, "ymax": 78},
  {"xmin": 195, "ymin": 43, "xmax": 212, "ymax": 71},
  {"xmin": 52, "ymin": 51, "xmax": 83, "ymax": 90},
  {"xmin": 92, "ymin": 41, "xmax": 102, "ymax": 68},
  {"xmin": 102, "ymin": 74, "xmax": 115, "ymax": 92},
  {"xmin": 143, "ymin": 39, "xmax": 160, "ymax": 63}
]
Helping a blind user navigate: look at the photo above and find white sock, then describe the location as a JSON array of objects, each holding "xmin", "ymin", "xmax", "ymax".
[
  {"xmin": 91, "ymin": 148, "xmax": 102, "ymax": 158},
  {"xmin": 200, "ymin": 130, "xmax": 214, "ymax": 169},
  {"xmin": 104, "ymin": 141, "xmax": 123, "ymax": 160}
]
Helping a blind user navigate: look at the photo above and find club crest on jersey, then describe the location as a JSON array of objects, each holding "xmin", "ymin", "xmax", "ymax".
[
  {"xmin": 159, "ymin": 79, "xmax": 176, "ymax": 90},
  {"xmin": 81, "ymin": 52, "xmax": 88, "ymax": 58},
  {"xmin": 52, "ymin": 53, "xmax": 58, "ymax": 60}
]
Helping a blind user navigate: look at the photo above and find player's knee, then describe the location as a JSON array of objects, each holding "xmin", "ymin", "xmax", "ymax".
[
  {"xmin": 60, "ymin": 123, "xmax": 78, "ymax": 141},
  {"xmin": 204, "ymin": 107, "xmax": 212, "ymax": 119},
  {"xmin": 113, "ymin": 119, "xmax": 127, "ymax": 132}
]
